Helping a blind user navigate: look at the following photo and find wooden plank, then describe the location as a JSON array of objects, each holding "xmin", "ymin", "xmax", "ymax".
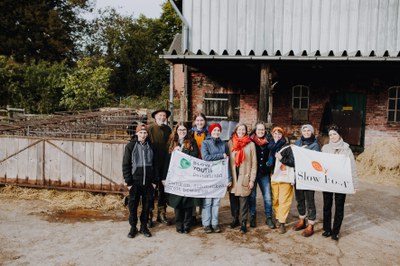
[
  {"xmin": 46, "ymin": 140, "xmax": 61, "ymax": 185},
  {"xmin": 85, "ymin": 142, "xmax": 94, "ymax": 189},
  {"xmin": 72, "ymin": 141, "xmax": 86, "ymax": 188},
  {"xmin": 6, "ymin": 138, "xmax": 18, "ymax": 180},
  {"xmin": 27, "ymin": 138, "xmax": 38, "ymax": 182},
  {"xmin": 259, "ymin": 63, "xmax": 269, "ymax": 122},
  {"xmin": 17, "ymin": 138, "xmax": 29, "ymax": 183},
  {"xmin": 93, "ymin": 142, "xmax": 103, "ymax": 186},
  {"xmin": 0, "ymin": 138, "xmax": 6, "ymax": 178},
  {"xmin": 111, "ymin": 144, "xmax": 124, "ymax": 185},
  {"xmin": 101, "ymin": 143, "xmax": 112, "ymax": 190},
  {"xmin": 60, "ymin": 140, "xmax": 73, "ymax": 187},
  {"xmin": 36, "ymin": 140, "xmax": 44, "ymax": 185}
]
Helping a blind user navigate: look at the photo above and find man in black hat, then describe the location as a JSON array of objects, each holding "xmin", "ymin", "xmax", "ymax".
[{"xmin": 147, "ymin": 109, "xmax": 172, "ymax": 226}]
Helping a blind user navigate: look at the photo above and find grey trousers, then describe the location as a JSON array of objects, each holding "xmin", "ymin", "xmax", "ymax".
[{"xmin": 229, "ymin": 193, "xmax": 249, "ymax": 223}]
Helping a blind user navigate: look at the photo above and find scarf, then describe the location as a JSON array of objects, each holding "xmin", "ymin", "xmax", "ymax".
[
  {"xmin": 251, "ymin": 133, "xmax": 268, "ymax": 146},
  {"xmin": 323, "ymin": 138, "xmax": 345, "ymax": 154},
  {"xmin": 300, "ymin": 135, "xmax": 316, "ymax": 146},
  {"xmin": 191, "ymin": 127, "xmax": 208, "ymax": 136},
  {"xmin": 267, "ymin": 138, "xmax": 287, "ymax": 155},
  {"xmin": 232, "ymin": 133, "xmax": 252, "ymax": 167}
]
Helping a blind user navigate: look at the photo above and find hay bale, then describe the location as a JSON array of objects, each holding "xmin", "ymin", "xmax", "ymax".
[
  {"xmin": 357, "ymin": 138, "xmax": 400, "ymax": 186},
  {"xmin": 0, "ymin": 186, "xmax": 125, "ymax": 211}
]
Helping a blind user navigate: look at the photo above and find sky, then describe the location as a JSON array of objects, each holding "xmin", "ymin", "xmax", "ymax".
[{"xmin": 93, "ymin": 0, "xmax": 167, "ymax": 18}]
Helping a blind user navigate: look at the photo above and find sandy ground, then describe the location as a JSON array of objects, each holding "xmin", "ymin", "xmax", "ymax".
[{"xmin": 1, "ymin": 180, "xmax": 400, "ymax": 266}]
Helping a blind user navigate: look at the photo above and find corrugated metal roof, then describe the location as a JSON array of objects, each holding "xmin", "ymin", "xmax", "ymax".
[{"xmin": 176, "ymin": 0, "xmax": 400, "ymax": 58}]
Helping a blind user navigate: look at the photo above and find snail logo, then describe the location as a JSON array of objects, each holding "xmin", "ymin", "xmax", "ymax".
[
  {"xmin": 280, "ymin": 164, "xmax": 287, "ymax": 171},
  {"xmin": 179, "ymin": 158, "xmax": 191, "ymax": 169},
  {"xmin": 311, "ymin": 161, "xmax": 328, "ymax": 174}
]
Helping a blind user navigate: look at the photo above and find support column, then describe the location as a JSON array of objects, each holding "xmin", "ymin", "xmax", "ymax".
[{"xmin": 259, "ymin": 64, "xmax": 270, "ymax": 123}]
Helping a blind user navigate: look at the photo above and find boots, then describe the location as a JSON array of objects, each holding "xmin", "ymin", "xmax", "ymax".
[
  {"xmin": 266, "ymin": 217, "xmax": 276, "ymax": 229},
  {"xmin": 140, "ymin": 225, "xmax": 152, "ymax": 237},
  {"xmin": 157, "ymin": 206, "xmax": 170, "ymax": 225},
  {"xmin": 278, "ymin": 223, "xmax": 286, "ymax": 234},
  {"xmin": 147, "ymin": 209, "xmax": 154, "ymax": 228},
  {"xmin": 293, "ymin": 219, "xmax": 306, "ymax": 231},
  {"xmin": 250, "ymin": 215, "xmax": 256, "ymax": 228},
  {"xmin": 228, "ymin": 217, "xmax": 240, "ymax": 229},
  {"xmin": 240, "ymin": 220, "xmax": 247, "ymax": 234},
  {"xmin": 127, "ymin": 226, "xmax": 138, "ymax": 238},
  {"xmin": 302, "ymin": 224, "xmax": 314, "ymax": 237}
]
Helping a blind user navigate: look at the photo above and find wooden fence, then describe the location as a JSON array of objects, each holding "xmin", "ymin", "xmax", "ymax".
[{"xmin": 0, "ymin": 136, "xmax": 128, "ymax": 193}]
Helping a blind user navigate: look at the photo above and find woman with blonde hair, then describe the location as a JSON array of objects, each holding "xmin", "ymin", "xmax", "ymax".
[{"xmin": 228, "ymin": 122, "xmax": 257, "ymax": 234}]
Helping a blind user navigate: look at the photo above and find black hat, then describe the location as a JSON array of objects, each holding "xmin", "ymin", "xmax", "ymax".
[{"xmin": 151, "ymin": 109, "xmax": 171, "ymax": 119}]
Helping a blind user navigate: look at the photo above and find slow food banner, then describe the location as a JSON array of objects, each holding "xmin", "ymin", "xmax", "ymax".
[
  {"xmin": 165, "ymin": 151, "xmax": 229, "ymax": 198},
  {"xmin": 291, "ymin": 146, "xmax": 355, "ymax": 194}
]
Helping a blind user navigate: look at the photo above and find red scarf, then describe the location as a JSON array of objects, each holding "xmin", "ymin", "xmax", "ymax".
[
  {"xmin": 232, "ymin": 133, "xmax": 252, "ymax": 167},
  {"xmin": 251, "ymin": 134, "xmax": 268, "ymax": 146}
]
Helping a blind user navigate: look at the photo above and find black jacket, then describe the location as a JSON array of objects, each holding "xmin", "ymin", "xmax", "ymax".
[{"xmin": 122, "ymin": 138, "xmax": 159, "ymax": 186}]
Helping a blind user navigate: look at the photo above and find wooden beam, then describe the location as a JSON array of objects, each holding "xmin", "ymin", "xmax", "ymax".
[{"xmin": 259, "ymin": 64, "xmax": 270, "ymax": 122}]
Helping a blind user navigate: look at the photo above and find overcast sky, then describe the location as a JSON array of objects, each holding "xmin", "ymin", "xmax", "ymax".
[{"xmin": 93, "ymin": 0, "xmax": 167, "ymax": 18}]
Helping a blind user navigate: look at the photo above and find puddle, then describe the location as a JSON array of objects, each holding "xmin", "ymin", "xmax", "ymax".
[{"xmin": 40, "ymin": 209, "xmax": 128, "ymax": 223}]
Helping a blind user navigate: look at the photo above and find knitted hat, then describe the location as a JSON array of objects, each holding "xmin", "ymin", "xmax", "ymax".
[
  {"xmin": 301, "ymin": 124, "xmax": 315, "ymax": 134},
  {"xmin": 208, "ymin": 123, "xmax": 222, "ymax": 133},
  {"xmin": 136, "ymin": 123, "xmax": 148, "ymax": 133},
  {"xmin": 272, "ymin": 127, "xmax": 285, "ymax": 135}
]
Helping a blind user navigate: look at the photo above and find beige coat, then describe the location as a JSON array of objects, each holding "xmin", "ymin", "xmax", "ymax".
[{"xmin": 228, "ymin": 140, "xmax": 257, "ymax": 197}]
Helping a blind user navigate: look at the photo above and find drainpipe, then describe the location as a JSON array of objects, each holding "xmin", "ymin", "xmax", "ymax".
[
  {"xmin": 169, "ymin": 63, "xmax": 174, "ymax": 128},
  {"xmin": 169, "ymin": 0, "xmax": 190, "ymax": 121}
]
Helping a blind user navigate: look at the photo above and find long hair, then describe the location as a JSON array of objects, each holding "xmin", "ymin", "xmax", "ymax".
[
  {"xmin": 168, "ymin": 122, "xmax": 194, "ymax": 153},
  {"xmin": 231, "ymin": 122, "xmax": 248, "ymax": 139}
]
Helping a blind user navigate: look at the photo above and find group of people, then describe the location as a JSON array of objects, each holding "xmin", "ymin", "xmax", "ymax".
[{"xmin": 122, "ymin": 109, "xmax": 358, "ymax": 241}]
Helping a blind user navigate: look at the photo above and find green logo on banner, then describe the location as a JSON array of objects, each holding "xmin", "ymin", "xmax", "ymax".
[{"xmin": 179, "ymin": 158, "xmax": 191, "ymax": 169}]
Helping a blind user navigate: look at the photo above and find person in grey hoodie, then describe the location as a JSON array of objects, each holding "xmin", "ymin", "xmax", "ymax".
[
  {"xmin": 122, "ymin": 123, "xmax": 158, "ymax": 238},
  {"xmin": 200, "ymin": 123, "xmax": 230, "ymax": 234}
]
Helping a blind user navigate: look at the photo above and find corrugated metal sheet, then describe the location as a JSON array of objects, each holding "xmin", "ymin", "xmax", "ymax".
[{"xmin": 181, "ymin": 0, "xmax": 400, "ymax": 58}]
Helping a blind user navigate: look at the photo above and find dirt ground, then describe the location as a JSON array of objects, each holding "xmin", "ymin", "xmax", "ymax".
[{"xmin": 1, "ymin": 180, "xmax": 400, "ymax": 266}]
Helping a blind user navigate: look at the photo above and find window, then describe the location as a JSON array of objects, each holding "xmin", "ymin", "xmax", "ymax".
[
  {"xmin": 388, "ymin": 86, "xmax": 400, "ymax": 122},
  {"xmin": 204, "ymin": 93, "xmax": 240, "ymax": 121},
  {"xmin": 292, "ymin": 85, "xmax": 309, "ymax": 122}
]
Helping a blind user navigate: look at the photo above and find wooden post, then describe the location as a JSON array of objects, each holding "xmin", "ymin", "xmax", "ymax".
[{"xmin": 259, "ymin": 64, "xmax": 270, "ymax": 122}]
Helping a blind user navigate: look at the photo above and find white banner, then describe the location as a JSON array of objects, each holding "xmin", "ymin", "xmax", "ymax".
[
  {"xmin": 291, "ymin": 146, "xmax": 355, "ymax": 194},
  {"xmin": 165, "ymin": 151, "xmax": 229, "ymax": 198}
]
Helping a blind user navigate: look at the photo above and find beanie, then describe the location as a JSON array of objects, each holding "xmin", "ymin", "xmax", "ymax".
[
  {"xmin": 208, "ymin": 123, "xmax": 222, "ymax": 133},
  {"xmin": 272, "ymin": 127, "xmax": 285, "ymax": 135},
  {"xmin": 136, "ymin": 123, "xmax": 148, "ymax": 133},
  {"xmin": 301, "ymin": 124, "xmax": 315, "ymax": 134}
]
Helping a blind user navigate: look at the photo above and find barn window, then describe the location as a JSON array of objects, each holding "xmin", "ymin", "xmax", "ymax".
[
  {"xmin": 388, "ymin": 86, "xmax": 400, "ymax": 122},
  {"xmin": 204, "ymin": 93, "xmax": 240, "ymax": 121},
  {"xmin": 292, "ymin": 85, "xmax": 309, "ymax": 122}
]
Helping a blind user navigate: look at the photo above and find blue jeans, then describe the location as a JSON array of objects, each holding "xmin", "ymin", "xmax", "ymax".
[
  {"xmin": 202, "ymin": 198, "xmax": 221, "ymax": 227},
  {"xmin": 249, "ymin": 174, "xmax": 273, "ymax": 218}
]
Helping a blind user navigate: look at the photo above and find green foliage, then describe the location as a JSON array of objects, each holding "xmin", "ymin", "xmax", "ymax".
[
  {"xmin": 60, "ymin": 58, "xmax": 113, "ymax": 111},
  {"xmin": 0, "ymin": 56, "xmax": 68, "ymax": 113},
  {"xmin": 0, "ymin": 0, "xmax": 91, "ymax": 63},
  {"xmin": 119, "ymin": 86, "xmax": 179, "ymax": 110}
]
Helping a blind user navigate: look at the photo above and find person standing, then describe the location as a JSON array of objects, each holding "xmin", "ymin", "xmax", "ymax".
[
  {"xmin": 321, "ymin": 125, "xmax": 358, "ymax": 241},
  {"xmin": 122, "ymin": 124, "xmax": 157, "ymax": 238},
  {"xmin": 269, "ymin": 127, "xmax": 293, "ymax": 234},
  {"xmin": 189, "ymin": 113, "xmax": 209, "ymax": 225},
  {"xmin": 291, "ymin": 124, "xmax": 320, "ymax": 237},
  {"xmin": 163, "ymin": 122, "xmax": 200, "ymax": 234},
  {"xmin": 249, "ymin": 122, "xmax": 275, "ymax": 229},
  {"xmin": 201, "ymin": 123, "xmax": 229, "ymax": 233},
  {"xmin": 228, "ymin": 122, "xmax": 257, "ymax": 234},
  {"xmin": 148, "ymin": 109, "xmax": 172, "ymax": 226}
]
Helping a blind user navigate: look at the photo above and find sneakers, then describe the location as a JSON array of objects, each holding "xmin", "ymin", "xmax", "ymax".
[
  {"xmin": 204, "ymin": 226, "xmax": 213, "ymax": 234},
  {"xmin": 302, "ymin": 224, "xmax": 314, "ymax": 237},
  {"xmin": 278, "ymin": 223, "xmax": 286, "ymax": 234},
  {"xmin": 140, "ymin": 227, "xmax": 152, "ymax": 237},
  {"xmin": 293, "ymin": 219, "xmax": 306, "ymax": 231},
  {"xmin": 250, "ymin": 215, "xmax": 256, "ymax": 228},
  {"xmin": 266, "ymin": 217, "xmax": 276, "ymax": 229},
  {"xmin": 127, "ymin": 227, "xmax": 138, "ymax": 238},
  {"xmin": 212, "ymin": 225, "xmax": 221, "ymax": 233}
]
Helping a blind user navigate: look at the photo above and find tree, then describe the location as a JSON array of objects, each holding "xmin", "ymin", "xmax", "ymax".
[
  {"xmin": 60, "ymin": 58, "xmax": 113, "ymax": 111},
  {"xmin": 0, "ymin": 0, "xmax": 91, "ymax": 62}
]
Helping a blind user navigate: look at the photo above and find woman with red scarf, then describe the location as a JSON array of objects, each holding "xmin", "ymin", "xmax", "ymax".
[{"xmin": 228, "ymin": 122, "xmax": 257, "ymax": 234}]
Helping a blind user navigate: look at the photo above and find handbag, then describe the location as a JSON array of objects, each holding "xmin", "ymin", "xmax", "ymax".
[{"xmin": 271, "ymin": 146, "xmax": 295, "ymax": 184}]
